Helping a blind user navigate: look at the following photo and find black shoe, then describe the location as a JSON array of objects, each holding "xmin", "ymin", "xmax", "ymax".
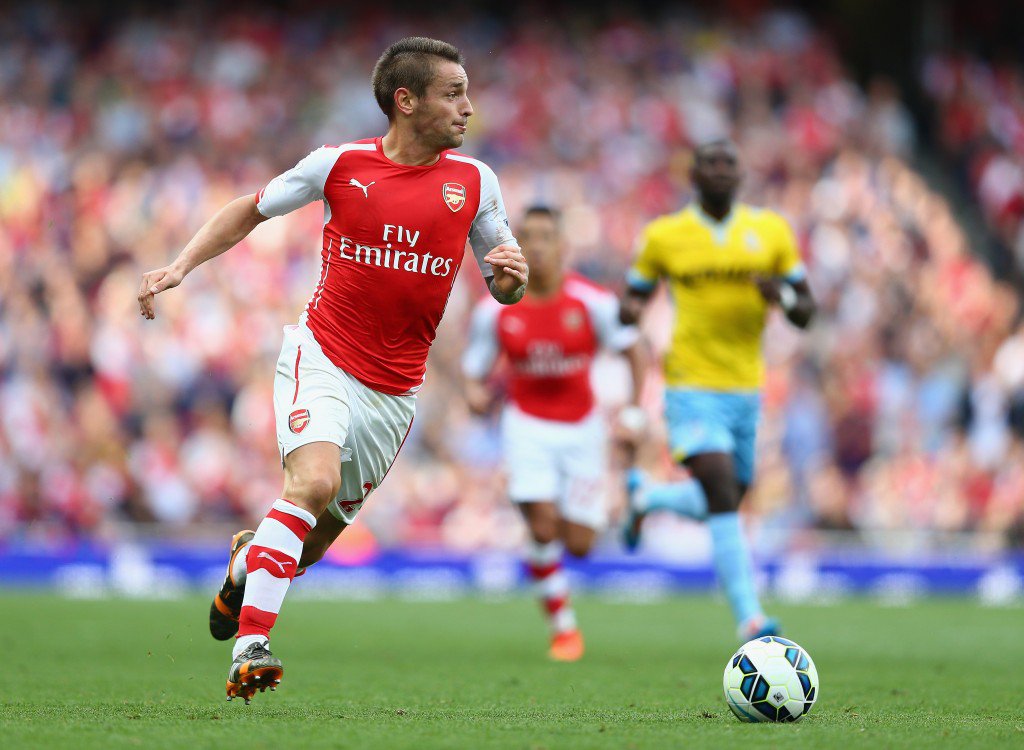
[{"xmin": 209, "ymin": 530, "xmax": 254, "ymax": 641}]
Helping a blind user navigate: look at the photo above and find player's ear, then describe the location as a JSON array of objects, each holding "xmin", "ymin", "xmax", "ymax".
[{"xmin": 394, "ymin": 87, "xmax": 415, "ymax": 117}]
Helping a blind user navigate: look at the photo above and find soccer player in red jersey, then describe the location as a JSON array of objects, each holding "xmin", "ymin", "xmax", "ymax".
[
  {"xmin": 462, "ymin": 206, "xmax": 645, "ymax": 661},
  {"xmin": 136, "ymin": 38, "xmax": 528, "ymax": 703}
]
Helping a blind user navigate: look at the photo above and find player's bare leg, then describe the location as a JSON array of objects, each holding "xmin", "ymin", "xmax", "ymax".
[
  {"xmin": 520, "ymin": 502, "xmax": 590, "ymax": 661},
  {"xmin": 226, "ymin": 441, "xmax": 340, "ymax": 704},
  {"xmin": 298, "ymin": 509, "xmax": 349, "ymax": 569}
]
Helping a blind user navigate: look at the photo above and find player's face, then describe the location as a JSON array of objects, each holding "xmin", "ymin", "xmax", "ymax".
[
  {"xmin": 692, "ymin": 143, "xmax": 741, "ymax": 204},
  {"xmin": 519, "ymin": 214, "xmax": 562, "ymax": 282},
  {"xmin": 413, "ymin": 61, "xmax": 473, "ymax": 151}
]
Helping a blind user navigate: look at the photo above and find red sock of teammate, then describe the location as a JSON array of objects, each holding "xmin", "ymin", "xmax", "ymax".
[
  {"xmin": 233, "ymin": 499, "xmax": 316, "ymax": 658},
  {"xmin": 525, "ymin": 540, "xmax": 577, "ymax": 634}
]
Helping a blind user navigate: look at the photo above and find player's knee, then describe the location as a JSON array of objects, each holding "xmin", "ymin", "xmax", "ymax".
[
  {"xmin": 703, "ymin": 483, "xmax": 740, "ymax": 514},
  {"xmin": 564, "ymin": 537, "xmax": 593, "ymax": 558},
  {"xmin": 528, "ymin": 519, "xmax": 559, "ymax": 546},
  {"xmin": 284, "ymin": 472, "xmax": 339, "ymax": 514}
]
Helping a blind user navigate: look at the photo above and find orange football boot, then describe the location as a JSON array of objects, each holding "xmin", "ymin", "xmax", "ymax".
[
  {"xmin": 226, "ymin": 641, "xmax": 283, "ymax": 704},
  {"xmin": 549, "ymin": 629, "xmax": 585, "ymax": 662}
]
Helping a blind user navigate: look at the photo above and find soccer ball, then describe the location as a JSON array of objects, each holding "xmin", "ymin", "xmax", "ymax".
[{"xmin": 723, "ymin": 636, "xmax": 819, "ymax": 722}]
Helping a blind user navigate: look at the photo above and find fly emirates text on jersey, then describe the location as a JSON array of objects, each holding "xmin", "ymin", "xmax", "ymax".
[{"xmin": 331, "ymin": 224, "xmax": 454, "ymax": 278}]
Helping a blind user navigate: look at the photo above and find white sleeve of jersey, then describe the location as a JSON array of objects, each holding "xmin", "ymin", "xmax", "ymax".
[
  {"xmin": 466, "ymin": 161, "xmax": 518, "ymax": 278},
  {"xmin": 255, "ymin": 146, "xmax": 341, "ymax": 218},
  {"xmin": 461, "ymin": 300, "xmax": 501, "ymax": 379},
  {"xmin": 568, "ymin": 280, "xmax": 640, "ymax": 352}
]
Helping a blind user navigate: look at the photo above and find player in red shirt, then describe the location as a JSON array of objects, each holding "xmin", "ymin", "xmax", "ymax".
[
  {"xmin": 462, "ymin": 206, "xmax": 645, "ymax": 661},
  {"xmin": 136, "ymin": 38, "xmax": 528, "ymax": 704}
]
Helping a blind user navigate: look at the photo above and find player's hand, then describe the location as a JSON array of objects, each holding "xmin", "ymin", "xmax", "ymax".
[
  {"xmin": 138, "ymin": 264, "xmax": 185, "ymax": 320},
  {"xmin": 613, "ymin": 405, "xmax": 647, "ymax": 446},
  {"xmin": 465, "ymin": 380, "xmax": 494, "ymax": 416},
  {"xmin": 485, "ymin": 244, "xmax": 528, "ymax": 291},
  {"xmin": 753, "ymin": 275, "xmax": 781, "ymax": 304}
]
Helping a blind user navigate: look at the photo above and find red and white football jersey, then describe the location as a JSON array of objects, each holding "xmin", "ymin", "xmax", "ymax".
[
  {"xmin": 256, "ymin": 137, "xmax": 517, "ymax": 395},
  {"xmin": 462, "ymin": 273, "xmax": 638, "ymax": 422}
]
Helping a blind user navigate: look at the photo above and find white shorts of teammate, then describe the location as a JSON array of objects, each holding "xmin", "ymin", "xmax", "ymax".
[
  {"xmin": 273, "ymin": 324, "xmax": 415, "ymax": 525},
  {"xmin": 500, "ymin": 405, "xmax": 608, "ymax": 531}
]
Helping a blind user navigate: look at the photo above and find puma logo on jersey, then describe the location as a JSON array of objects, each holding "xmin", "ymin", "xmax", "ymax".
[
  {"xmin": 256, "ymin": 551, "xmax": 289, "ymax": 575},
  {"xmin": 349, "ymin": 178, "xmax": 375, "ymax": 198}
]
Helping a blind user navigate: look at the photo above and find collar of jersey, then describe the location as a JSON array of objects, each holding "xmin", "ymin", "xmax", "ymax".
[
  {"xmin": 374, "ymin": 137, "xmax": 448, "ymax": 170},
  {"xmin": 691, "ymin": 203, "xmax": 740, "ymax": 245}
]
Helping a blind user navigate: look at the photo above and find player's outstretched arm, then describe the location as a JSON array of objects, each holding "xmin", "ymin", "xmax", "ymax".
[
  {"xmin": 484, "ymin": 244, "xmax": 528, "ymax": 304},
  {"xmin": 138, "ymin": 195, "xmax": 268, "ymax": 320}
]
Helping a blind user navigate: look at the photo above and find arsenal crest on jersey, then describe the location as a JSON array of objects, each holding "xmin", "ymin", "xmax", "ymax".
[
  {"xmin": 443, "ymin": 182, "xmax": 466, "ymax": 212},
  {"xmin": 563, "ymin": 309, "xmax": 584, "ymax": 330},
  {"xmin": 288, "ymin": 408, "xmax": 310, "ymax": 434}
]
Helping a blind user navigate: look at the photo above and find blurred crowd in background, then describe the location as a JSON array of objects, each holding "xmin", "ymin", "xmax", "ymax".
[
  {"xmin": 922, "ymin": 51, "xmax": 1024, "ymax": 286},
  {"xmin": 1, "ymin": 2, "xmax": 1022, "ymax": 552}
]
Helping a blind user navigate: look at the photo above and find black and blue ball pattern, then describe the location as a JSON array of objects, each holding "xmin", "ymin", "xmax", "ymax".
[{"xmin": 723, "ymin": 636, "xmax": 819, "ymax": 723}]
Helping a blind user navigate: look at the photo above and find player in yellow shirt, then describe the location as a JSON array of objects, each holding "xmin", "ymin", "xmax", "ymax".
[{"xmin": 620, "ymin": 139, "xmax": 815, "ymax": 641}]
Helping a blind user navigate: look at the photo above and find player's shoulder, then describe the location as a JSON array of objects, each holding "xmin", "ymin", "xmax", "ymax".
[
  {"xmin": 470, "ymin": 292, "xmax": 504, "ymax": 320},
  {"xmin": 303, "ymin": 139, "xmax": 378, "ymax": 169},
  {"xmin": 563, "ymin": 272, "xmax": 616, "ymax": 308},
  {"xmin": 739, "ymin": 203, "xmax": 792, "ymax": 233},
  {"xmin": 645, "ymin": 205, "xmax": 698, "ymax": 235},
  {"xmin": 317, "ymin": 138, "xmax": 378, "ymax": 158},
  {"xmin": 443, "ymin": 150, "xmax": 498, "ymax": 181}
]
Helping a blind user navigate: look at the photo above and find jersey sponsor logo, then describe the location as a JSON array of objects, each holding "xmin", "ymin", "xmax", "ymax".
[
  {"xmin": 289, "ymin": 408, "xmax": 311, "ymax": 434},
  {"xmin": 349, "ymin": 178, "xmax": 375, "ymax": 198},
  {"xmin": 443, "ymin": 182, "xmax": 466, "ymax": 212},
  {"xmin": 516, "ymin": 341, "xmax": 590, "ymax": 377},
  {"xmin": 676, "ymin": 267, "xmax": 758, "ymax": 287},
  {"xmin": 336, "ymin": 235, "xmax": 454, "ymax": 277}
]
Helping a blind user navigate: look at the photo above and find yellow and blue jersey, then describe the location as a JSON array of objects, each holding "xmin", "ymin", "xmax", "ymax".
[{"xmin": 628, "ymin": 202, "xmax": 805, "ymax": 391}]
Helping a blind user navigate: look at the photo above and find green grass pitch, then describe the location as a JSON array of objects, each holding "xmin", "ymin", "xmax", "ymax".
[{"xmin": 1, "ymin": 592, "xmax": 1021, "ymax": 749}]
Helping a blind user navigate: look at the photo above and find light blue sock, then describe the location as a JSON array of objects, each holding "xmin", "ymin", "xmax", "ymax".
[
  {"xmin": 707, "ymin": 512, "xmax": 762, "ymax": 626},
  {"xmin": 641, "ymin": 479, "xmax": 708, "ymax": 520}
]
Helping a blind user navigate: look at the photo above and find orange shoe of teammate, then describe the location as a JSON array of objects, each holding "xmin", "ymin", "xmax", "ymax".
[{"xmin": 549, "ymin": 629, "xmax": 585, "ymax": 662}]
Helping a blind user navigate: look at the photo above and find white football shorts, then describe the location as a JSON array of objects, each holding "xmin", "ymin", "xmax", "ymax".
[
  {"xmin": 273, "ymin": 324, "xmax": 415, "ymax": 524},
  {"xmin": 500, "ymin": 404, "xmax": 608, "ymax": 530}
]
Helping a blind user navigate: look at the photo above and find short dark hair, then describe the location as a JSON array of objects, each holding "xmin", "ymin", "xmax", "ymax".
[
  {"xmin": 371, "ymin": 37, "xmax": 465, "ymax": 121},
  {"xmin": 694, "ymin": 138, "xmax": 738, "ymax": 163},
  {"xmin": 522, "ymin": 205, "xmax": 561, "ymax": 226}
]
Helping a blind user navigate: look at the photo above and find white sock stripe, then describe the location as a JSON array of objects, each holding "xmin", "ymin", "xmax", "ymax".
[
  {"xmin": 253, "ymin": 518, "xmax": 304, "ymax": 563},
  {"xmin": 272, "ymin": 499, "xmax": 318, "ymax": 529},
  {"xmin": 552, "ymin": 607, "xmax": 577, "ymax": 633},
  {"xmin": 232, "ymin": 634, "xmax": 269, "ymax": 659},
  {"xmin": 231, "ymin": 541, "xmax": 251, "ymax": 584},
  {"xmin": 525, "ymin": 539, "xmax": 563, "ymax": 566},
  {"xmin": 539, "ymin": 570, "xmax": 570, "ymax": 599},
  {"xmin": 242, "ymin": 568, "xmax": 291, "ymax": 613}
]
